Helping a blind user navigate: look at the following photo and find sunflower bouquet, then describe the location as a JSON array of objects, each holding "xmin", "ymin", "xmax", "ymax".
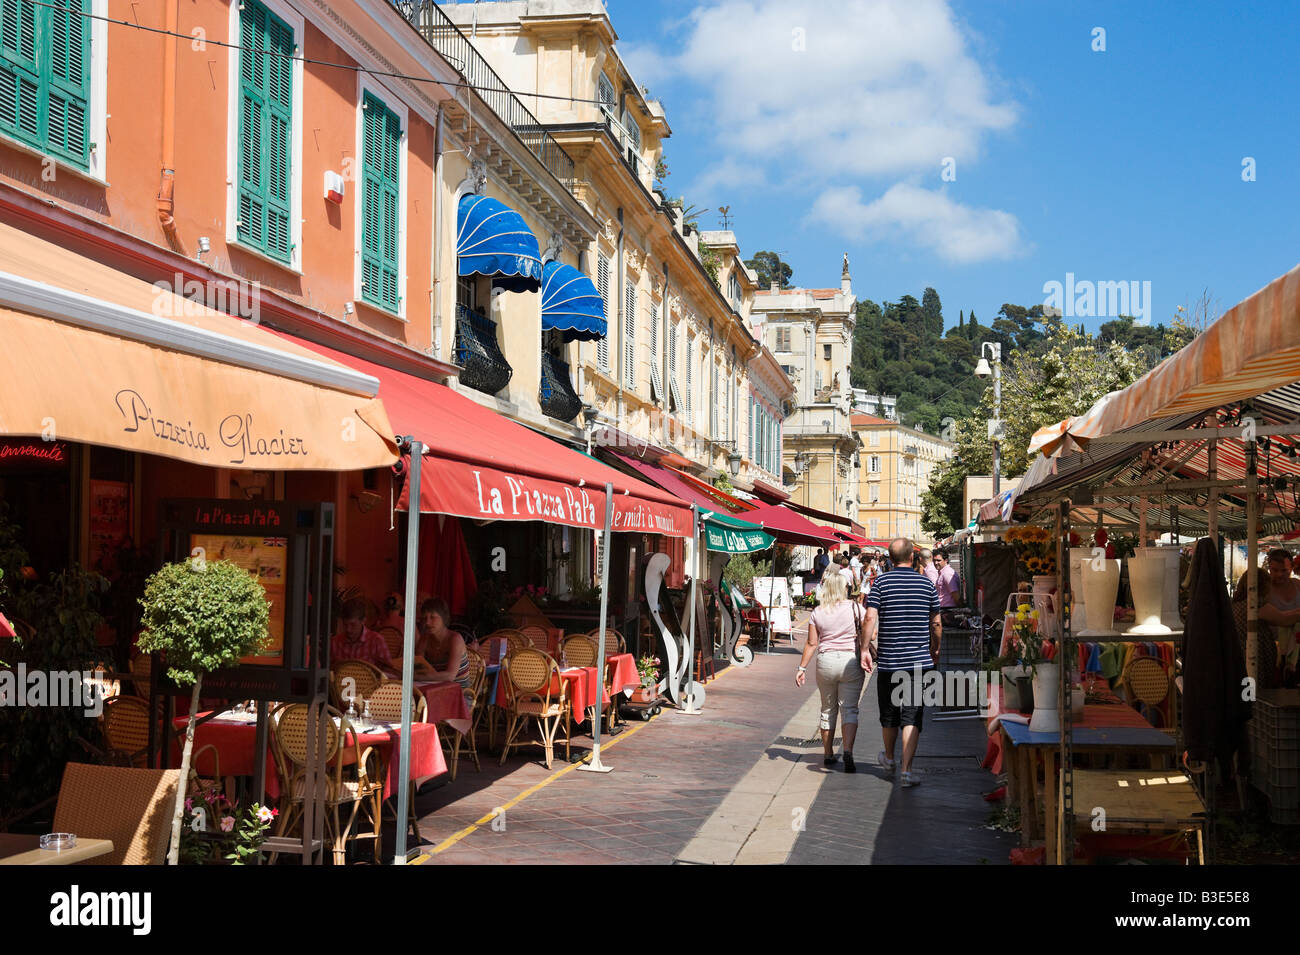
[
  {"xmin": 1005, "ymin": 524, "xmax": 1056, "ymax": 577},
  {"xmin": 1011, "ymin": 604, "xmax": 1055, "ymax": 670}
]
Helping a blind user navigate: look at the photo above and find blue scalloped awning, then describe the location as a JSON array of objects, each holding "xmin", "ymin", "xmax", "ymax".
[
  {"xmin": 540, "ymin": 260, "xmax": 607, "ymax": 342},
  {"xmin": 456, "ymin": 194, "xmax": 543, "ymax": 293}
]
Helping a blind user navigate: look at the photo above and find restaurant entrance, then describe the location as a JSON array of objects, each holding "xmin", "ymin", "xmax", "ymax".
[{"xmin": 0, "ymin": 438, "xmax": 77, "ymax": 578}]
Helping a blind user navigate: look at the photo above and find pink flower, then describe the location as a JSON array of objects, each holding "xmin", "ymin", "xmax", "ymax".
[
  {"xmin": 256, "ymin": 805, "xmax": 276, "ymax": 824},
  {"xmin": 219, "ymin": 816, "xmax": 235, "ymax": 833},
  {"xmin": 184, "ymin": 797, "xmax": 193, "ymax": 812}
]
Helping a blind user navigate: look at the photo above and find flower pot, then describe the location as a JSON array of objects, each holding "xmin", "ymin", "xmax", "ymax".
[
  {"xmin": 630, "ymin": 685, "xmax": 658, "ymax": 704},
  {"xmin": 1078, "ymin": 558, "xmax": 1121, "ymax": 637},
  {"xmin": 1068, "ymin": 547, "xmax": 1094, "ymax": 630},
  {"xmin": 1033, "ymin": 575, "xmax": 1055, "ymax": 598},
  {"xmin": 1028, "ymin": 662, "xmax": 1060, "ymax": 733},
  {"xmin": 1001, "ymin": 665, "xmax": 1033, "ymax": 712},
  {"xmin": 1127, "ymin": 552, "xmax": 1172, "ymax": 635}
]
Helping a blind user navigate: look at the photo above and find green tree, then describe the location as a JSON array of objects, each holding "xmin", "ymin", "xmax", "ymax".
[
  {"xmin": 745, "ymin": 251, "xmax": 793, "ymax": 290},
  {"xmin": 921, "ymin": 287, "xmax": 944, "ymax": 339},
  {"xmin": 139, "ymin": 559, "xmax": 270, "ymax": 865}
]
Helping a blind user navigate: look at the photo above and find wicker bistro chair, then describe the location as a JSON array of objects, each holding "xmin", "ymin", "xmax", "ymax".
[
  {"xmin": 52, "ymin": 763, "xmax": 182, "ymax": 865},
  {"xmin": 561, "ymin": 634, "xmax": 598, "ymax": 668},
  {"xmin": 128, "ymin": 654, "xmax": 153, "ymax": 699},
  {"xmin": 484, "ymin": 628, "xmax": 531, "ymax": 655},
  {"xmin": 1122, "ymin": 655, "xmax": 1176, "ymax": 732},
  {"xmin": 498, "ymin": 649, "xmax": 572, "ymax": 769},
  {"xmin": 586, "ymin": 627, "xmax": 627, "ymax": 654},
  {"xmin": 331, "ymin": 659, "xmax": 385, "ymax": 711},
  {"xmin": 269, "ymin": 703, "xmax": 383, "ymax": 865},
  {"xmin": 378, "ymin": 626, "xmax": 404, "ymax": 661},
  {"xmin": 520, "ymin": 625, "xmax": 550, "ymax": 651},
  {"xmin": 102, "ymin": 694, "xmax": 152, "ymax": 768},
  {"xmin": 447, "ymin": 651, "xmax": 486, "ymax": 777},
  {"xmin": 365, "ymin": 680, "xmax": 428, "ymax": 839},
  {"xmin": 587, "ymin": 629, "xmax": 627, "ymax": 733}
]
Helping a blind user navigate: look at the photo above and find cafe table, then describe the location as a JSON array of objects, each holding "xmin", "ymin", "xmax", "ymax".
[
  {"xmin": 988, "ymin": 686, "xmax": 1174, "ymax": 865},
  {"xmin": 491, "ymin": 665, "xmax": 611, "ymax": 724},
  {"xmin": 605, "ymin": 652, "xmax": 640, "ymax": 697},
  {"xmin": 0, "ymin": 833, "xmax": 114, "ymax": 865},
  {"xmin": 415, "ymin": 680, "xmax": 472, "ymax": 736}
]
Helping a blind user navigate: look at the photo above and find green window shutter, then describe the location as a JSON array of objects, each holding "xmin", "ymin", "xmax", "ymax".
[
  {"xmin": 236, "ymin": 0, "xmax": 293, "ymax": 263},
  {"xmin": 0, "ymin": 0, "xmax": 89, "ymax": 167},
  {"xmin": 360, "ymin": 90, "xmax": 401, "ymax": 312}
]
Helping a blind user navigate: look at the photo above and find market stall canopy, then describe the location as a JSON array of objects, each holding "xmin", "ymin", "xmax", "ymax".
[
  {"xmin": 0, "ymin": 222, "xmax": 398, "ymax": 471},
  {"xmin": 1029, "ymin": 263, "xmax": 1300, "ymax": 457},
  {"xmin": 540, "ymin": 260, "xmax": 606, "ymax": 342},
  {"xmin": 742, "ymin": 503, "xmax": 841, "ymax": 548},
  {"xmin": 702, "ymin": 511, "xmax": 775, "ymax": 554},
  {"xmin": 605, "ymin": 451, "xmax": 755, "ymax": 515},
  {"xmin": 287, "ymin": 339, "xmax": 691, "ymax": 537},
  {"xmin": 457, "ymin": 194, "xmax": 542, "ymax": 293}
]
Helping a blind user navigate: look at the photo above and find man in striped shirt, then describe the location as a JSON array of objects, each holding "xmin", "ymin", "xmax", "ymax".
[{"xmin": 862, "ymin": 538, "xmax": 941, "ymax": 788}]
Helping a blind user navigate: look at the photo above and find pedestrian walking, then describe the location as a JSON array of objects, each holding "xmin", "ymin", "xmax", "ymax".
[
  {"xmin": 812, "ymin": 547, "xmax": 829, "ymax": 584},
  {"xmin": 863, "ymin": 537, "xmax": 941, "ymax": 788},
  {"xmin": 795, "ymin": 571, "xmax": 870, "ymax": 772}
]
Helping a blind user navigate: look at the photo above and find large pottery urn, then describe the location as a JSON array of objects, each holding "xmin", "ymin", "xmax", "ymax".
[
  {"xmin": 1068, "ymin": 547, "xmax": 1094, "ymax": 632},
  {"xmin": 1138, "ymin": 546, "xmax": 1184, "ymax": 630},
  {"xmin": 1128, "ymin": 550, "xmax": 1172, "ymax": 635},
  {"xmin": 1028, "ymin": 662, "xmax": 1060, "ymax": 733},
  {"xmin": 1078, "ymin": 558, "xmax": 1121, "ymax": 637}
]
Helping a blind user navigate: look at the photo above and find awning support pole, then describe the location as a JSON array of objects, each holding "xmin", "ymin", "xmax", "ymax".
[
  {"xmin": 681, "ymin": 504, "xmax": 703, "ymax": 714},
  {"xmin": 393, "ymin": 437, "xmax": 422, "ymax": 863},
  {"xmin": 1207, "ymin": 437, "xmax": 1219, "ymax": 542},
  {"xmin": 579, "ymin": 482, "xmax": 616, "ymax": 774},
  {"xmin": 1246, "ymin": 444, "xmax": 1259, "ymax": 685}
]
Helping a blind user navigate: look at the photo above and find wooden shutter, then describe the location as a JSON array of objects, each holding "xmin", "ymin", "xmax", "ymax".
[
  {"xmin": 648, "ymin": 302, "xmax": 661, "ymax": 400},
  {"xmin": 45, "ymin": 0, "xmax": 90, "ymax": 164},
  {"xmin": 0, "ymin": 0, "xmax": 89, "ymax": 166},
  {"xmin": 624, "ymin": 283, "xmax": 636, "ymax": 389},
  {"xmin": 596, "ymin": 255, "xmax": 610, "ymax": 370},
  {"xmin": 237, "ymin": 0, "xmax": 293, "ymax": 263},
  {"xmin": 684, "ymin": 337, "xmax": 693, "ymax": 421},
  {"xmin": 361, "ymin": 91, "xmax": 401, "ymax": 313}
]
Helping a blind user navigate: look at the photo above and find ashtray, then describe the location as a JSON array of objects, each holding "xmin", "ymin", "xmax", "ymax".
[{"xmin": 40, "ymin": 833, "xmax": 77, "ymax": 851}]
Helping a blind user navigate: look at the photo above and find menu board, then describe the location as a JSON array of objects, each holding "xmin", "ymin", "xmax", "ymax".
[
  {"xmin": 753, "ymin": 576, "xmax": 793, "ymax": 634},
  {"xmin": 189, "ymin": 533, "xmax": 288, "ymax": 664},
  {"xmin": 88, "ymin": 480, "xmax": 130, "ymax": 576}
]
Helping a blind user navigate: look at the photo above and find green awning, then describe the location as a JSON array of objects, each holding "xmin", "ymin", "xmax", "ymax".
[{"xmin": 702, "ymin": 510, "xmax": 775, "ymax": 554}]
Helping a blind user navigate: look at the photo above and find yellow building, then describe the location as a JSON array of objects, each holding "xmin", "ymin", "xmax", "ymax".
[{"xmin": 853, "ymin": 415, "xmax": 955, "ymax": 541}]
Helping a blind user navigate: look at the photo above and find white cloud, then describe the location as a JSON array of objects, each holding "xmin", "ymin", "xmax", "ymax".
[{"xmin": 809, "ymin": 183, "xmax": 1026, "ymax": 264}]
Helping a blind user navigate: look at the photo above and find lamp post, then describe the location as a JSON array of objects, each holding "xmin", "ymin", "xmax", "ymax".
[{"xmin": 974, "ymin": 341, "xmax": 1003, "ymax": 496}]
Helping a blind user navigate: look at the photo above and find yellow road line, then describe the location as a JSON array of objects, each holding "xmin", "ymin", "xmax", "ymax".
[{"xmin": 411, "ymin": 663, "xmax": 739, "ymax": 863}]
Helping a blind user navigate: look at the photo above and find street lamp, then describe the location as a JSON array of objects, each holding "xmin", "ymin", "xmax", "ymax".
[
  {"xmin": 974, "ymin": 342, "xmax": 1003, "ymax": 495},
  {"xmin": 727, "ymin": 450, "xmax": 742, "ymax": 477}
]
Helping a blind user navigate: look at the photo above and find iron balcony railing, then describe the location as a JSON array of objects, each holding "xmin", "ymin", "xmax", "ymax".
[
  {"xmin": 598, "ymin": 106, "xmax": 651, "ymax": 184},
  {"xmin": 455, "ymin": 303, "xmax": 513, "ymax": 396},
  {"xmin": 391, "ymin": 1, "xmax": 576, "ymax": 192},
  {"xmin": 539, "ymin": 351, "xmax": 582, "ymax": 423}
]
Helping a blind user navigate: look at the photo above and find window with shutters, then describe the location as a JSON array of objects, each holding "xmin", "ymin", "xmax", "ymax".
[
  {"xmin": 668, "ymin": 317, "xmax": 682, "ymax": 413},
  {"xmin": 596, "ymin": 255, "xmax": 610, "ymax": 371},
  {"xmin": 623, "ymin": 283, "xmax": 636, "ymax": 390},
  {"xmin": 775, "ymin": 327, "xmax": 791, "ymax": 351},
  {"xmin": 648, "ymin": 302, "xmax": 661, "ymax": 401},
  {"xmin": 684, "ymin": 337, "xmax": 693, "ymax": 422},
  {"xmin": 359, "ymin": 89, "xmax": 403, "ymax": 314},
  {"xmin": 0, "ymin": 0, "xmax": 93, "ymax": 169},
  {"xmin": 233, "ymin": 0, "xmax": 298, "ymax": 265},
  {"xmin": 597, "ymin": 73, "xmax": 614, "ymax": 112}
]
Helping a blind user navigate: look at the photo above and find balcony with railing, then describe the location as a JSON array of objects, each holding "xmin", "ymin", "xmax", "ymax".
[
  {"xmin": 390, "ymin": 1, "xmax": 575, "ymax": 192},
  {"xmin": 539, "ymin": 351, "xmax": 582, "ymax": 423},
  {"xmin": 598, "ymin": 106, "xmax": 652, "ymax": 187},
  {"xmin": 454, "ymin": 303, "xmax": 513, "ymax": 396}
]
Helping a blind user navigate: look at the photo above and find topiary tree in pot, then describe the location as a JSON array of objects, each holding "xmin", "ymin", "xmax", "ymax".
[{"xmin": 138, "ymin": 559, "xmax": 269, "ymax": 866}]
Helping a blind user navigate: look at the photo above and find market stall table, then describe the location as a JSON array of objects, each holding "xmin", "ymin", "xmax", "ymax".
[
  {"xmin": 1061, "ymin": 769, "xmax": 1205, "ymax": 864},
  {"xmin": 0, "ymin": 833, "xmax": 114, "ymax": 865}
]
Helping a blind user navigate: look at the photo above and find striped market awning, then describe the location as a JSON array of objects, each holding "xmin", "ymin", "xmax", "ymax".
[{"xmin": 1029, "ymin": 262, "xmax": 1300, "ymax": 457}]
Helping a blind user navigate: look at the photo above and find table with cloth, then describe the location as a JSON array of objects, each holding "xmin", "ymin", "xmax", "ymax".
[
  {"xmin": 415, "ymin": 680, "xmax": 473, "ymax": 736},
  {"xmin": 173, "ymin": 712, "xmax": 445, "ymax": 800},
  {"xmin": 983, "ymin": 684, "xmax": 1174, "ymax": 864},
  {"xmin": 605, "ymin": 652, "xmax": 641, "ymax": 697}
]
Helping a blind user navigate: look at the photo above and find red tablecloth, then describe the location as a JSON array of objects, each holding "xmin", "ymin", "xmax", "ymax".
[
  {"xmin": 605, "ymin": 653, "xmax": 641, "ymax": 696},
  {"xmin": 173, "ymin": 714, "xmax": 445, "ymax": 800},
  {"xmin": 416, "ymin": 680, "xmax": 472, "ymax": 736}
]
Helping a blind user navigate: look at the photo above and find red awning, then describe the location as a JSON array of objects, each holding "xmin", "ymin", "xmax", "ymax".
[
  {"xmin": 606, "ymin": 451, "xmax": 755, "ymax": 515},
  {"xmin": 832, "ymin": 529, "xmax": 872, "ymax": 547},
  {"xmin": 742, "ymin": 503, "xmax": 841, "ymax": 548},
  {"xmin": 283, "ymin": 338, "xmax": 692, "ymax": 537},
  {"xmin": 750, "ymin": 478, "xmax": 790, "ymax": 504},
  {"xmin": 783, "ymin": 499, "xmax": 853, "ymax": 528}
]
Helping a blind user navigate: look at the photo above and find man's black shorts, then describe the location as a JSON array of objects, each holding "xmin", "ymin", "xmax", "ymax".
[{"xmin": 876, "ymin": 667, "xmax": 932, "ymax": 729}]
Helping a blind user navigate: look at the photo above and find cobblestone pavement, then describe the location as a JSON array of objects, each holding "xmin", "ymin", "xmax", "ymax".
[{"xmin": 410, "ymin": 616, "xmax": 1012, "ymax": 865}]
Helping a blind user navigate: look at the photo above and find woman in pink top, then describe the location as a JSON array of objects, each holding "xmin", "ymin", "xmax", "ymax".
[{"xmin": 795, "ymin": 572, "xmax": 871, "ymax": 772}]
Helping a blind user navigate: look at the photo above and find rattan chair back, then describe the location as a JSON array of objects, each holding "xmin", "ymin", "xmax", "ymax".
[
  {"xmin": 377, "ymin": 626, "xmax": 404, "ymax": 660},
  {"xmin": 586, "ymin": 628, "xmax": 626, "ymax": 654},
  {"xmin": 505, "ymin": 648, "xmax": 558, "ymax": 696},
  {"xmin": 52, "ymin": 763, "xmax": 181, "ymax": 865},
  {"xmin": 128, "ymin": 654, "xmax": 153, "ymax": 698},
  {"xmin": 273, "ymin": 703, "xmax": 344, "ymax": 770},
  {"xmin": 562, "ymin": 635, "xmax": 598, "ymax": 668},
  {"xmin": 485, "ymin": 628, "xmax": 530, "ymax": 654},
  {"xmin": 333, "ymin": 659, "xmax": 384, "ymax": 706},
  {"xmin": 367, "ymin": 679, "xmax": 427, "ymax": 722},
  {"xmin": 1124, "ymin": 656, "xmax": 1171, "ymax": 706},
  {"xmin": 103, "ymin": 694, "xmax": 152, "ymax": 767},
  {"xmin": 520, "ymin": 625, "xmax": 549, "ymax": 648}
]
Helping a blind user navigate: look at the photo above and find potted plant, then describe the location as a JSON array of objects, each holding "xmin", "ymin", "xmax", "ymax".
[
  {"xmin": 138, "ymin": 558, "xmax": 270, "ymax": 866},
  {"xmin": 1007, "ymin": 606, "xmax": 1061, "ymax": 733},
  {"xmin": 631, "ymin": 654, "xmax": 661, "ymax": 702}
]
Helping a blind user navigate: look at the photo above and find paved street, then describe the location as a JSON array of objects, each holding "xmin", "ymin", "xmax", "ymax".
[{"xmin": 410, "ymin": 620, "xmax": 1012, "ymax": 865}]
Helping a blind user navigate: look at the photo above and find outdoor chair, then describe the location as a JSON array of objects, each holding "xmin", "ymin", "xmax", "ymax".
[
  {"xmin": 499, "ymin": 649, "xmax": 572, "ymax": 770},
  {"xmin": 51, "ymin": 763, "xmax": 181, "ymax": 865},
  {"xmin": 585, "ymin": 627, "xmax": 627, "ymax": 654},
  {"xmin": 450, "ymin": 651, "xmax": 486, "ymax": 776},
  {"xmin": 485, "ymin": 628, "xmax": 530, "ymax": 656},
  {"xmin": 331, "ymin": 659, "xmax": 384, "ymax": 711},
  {"xmin": 269, "ymin": 703, "xmax": 382, "ymax": 865},
  {"xmin": 377, "ymin": 626, "xmax": 404, "ymax": 661},
  {"xmin": 1121, "ymin": 656, "xmax": 1176, "ymax": 733},
  {"xmin": 128, "ymin": 654, "xmax": 153, "ymax": 699},
  {"xmin": 102, "ymin": 694, "xmax": 152, "ymax": 768},
  {"xmin": 561, "ymin": 634, "xmax": 598, "ymax": 667},
  {"xmin": 85, "ymin": 664, "xmax": 121, "ymax": 701},
  {"xmin": 520, "ymin": 625, "xmax": 550, "ymax": 650},
  {"xmin": 366, "ymin": 680, "xmax": 427, "ymax": 840}
]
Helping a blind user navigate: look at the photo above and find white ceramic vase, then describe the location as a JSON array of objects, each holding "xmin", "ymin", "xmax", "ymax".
[
  {"xmin": 1127, "ymin": 552, "xmax": 1172, "ymax": 635},
  {"xmin": 1137, "ymin": 546, "xmax": 1183, "ymax": 630},
  {"xmin": 1028, "ymin": 662, "xmax": 1061, "ymax": 733},
  {"xmin": 1078, "ymin": 558, "xmax": 1121, "ymax": 637},
  {"xmin": 1068, "ymin": 547, "xmax": 1094, "ymax": 632}
]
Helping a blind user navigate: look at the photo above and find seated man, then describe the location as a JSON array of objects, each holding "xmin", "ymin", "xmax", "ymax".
[{"xmin": 331, "ymin": 598, "xmax": 393, "ymax": 672}]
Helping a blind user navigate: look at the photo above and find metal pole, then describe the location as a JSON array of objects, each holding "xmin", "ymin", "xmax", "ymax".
[
  {"xmin": 393, "ymin": 438, "xmax": 422, "ymax": 863},
  {"xmin": 682, "ymin": 505, "xmax": 702, "ymax": 714},
  {"xmin": 580, "ymin": 483, "xmax": 615, "ymax": 773},
  {"xmin": 1207, "ymin": 438, "xmax": 1219, "ymax": 542},
  {"xmin": 1246, "ymin": 445, "xmax": 1259, "ymax": 685},
  {"xmin": 992, "ymin": 350, "xmax": 1002, "ymax": 497}
]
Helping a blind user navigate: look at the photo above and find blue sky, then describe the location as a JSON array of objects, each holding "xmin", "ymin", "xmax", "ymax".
[{"xmin": 611, "ymin": 0, "xmax": 1300, "ymax": 332}]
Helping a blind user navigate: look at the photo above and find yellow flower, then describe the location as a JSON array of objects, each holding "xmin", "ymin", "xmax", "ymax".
[{"xmin": 1030, "ymin": 609, "xmax": 1039, "ymax": 619}]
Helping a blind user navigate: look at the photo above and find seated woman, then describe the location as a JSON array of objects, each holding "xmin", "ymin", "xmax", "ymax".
[
  {"xmin": 1233, "ymin": 548, "xmax": 1300, "ymax": 687},
  {"xmin": 414, "ymin": 596, "xmax": 473, "ymax": 706},
  {"xmin": 331, "ymin": 598, "xmax": 393, "ymax": 672}
]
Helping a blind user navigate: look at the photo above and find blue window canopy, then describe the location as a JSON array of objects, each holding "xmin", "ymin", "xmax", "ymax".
[
  {"xmin": 540, "ymin": 260, "xmax": 607, "ymax": 342},
  {"xmin": 457, "ymin": 193, "xmax": 543, "ymax": 293}
]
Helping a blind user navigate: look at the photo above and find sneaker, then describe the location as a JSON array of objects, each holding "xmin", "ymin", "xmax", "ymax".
[
  {"xmin": 901, "ymin": 770, "xmax": 921, "ymax": 788},
  {"xmin": 843, "ymin": 753, "xmax": 857, "ymax": 774},
  {"xmin": 877, "ymin": 751, "xmax": 896, "ymax": 775}
]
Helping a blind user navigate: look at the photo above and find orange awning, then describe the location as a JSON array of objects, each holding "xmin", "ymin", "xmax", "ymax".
[
  {"xmin": 0, "ymin": 222, "xmax": 398, "ymax": 471},
  {"xmin": 1029, "ymin": 262, "xmax": 1300, "ymax": 457}
]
